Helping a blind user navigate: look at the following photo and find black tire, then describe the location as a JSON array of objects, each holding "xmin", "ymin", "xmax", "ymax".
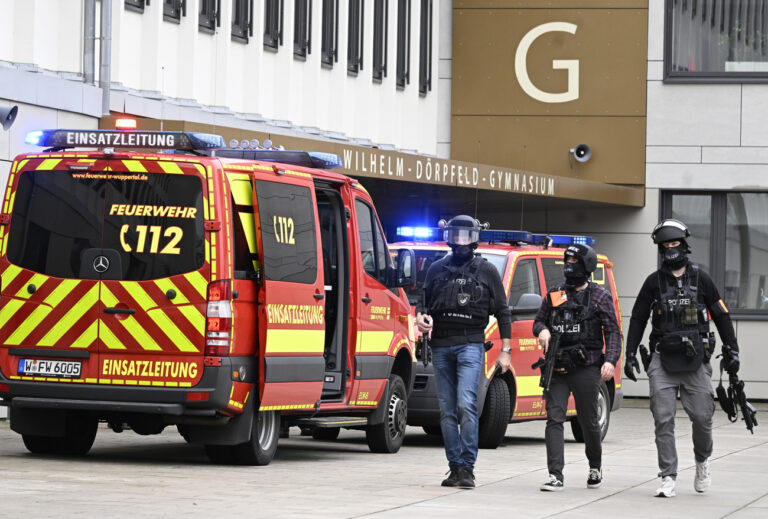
[
  {"xmin": 232, "ymin": 409, "xmax": 281, "ymax": 465},
  {"xmin": 422, "ymin": 425, "xmax": 442, "ymax": 436},
  {"xmin": 311, "ymin": 427, "xmax": 340, "ymax": 441},
  {"xmin": 22, "ymin": 413, "xmax": 98, "ymax": 456},
  {"xmin": 478, "ymin": 376, "xmax": 512, "ymax": 449},
  {"xmin": 571, "ymin": 380, "xmax": 611, "ymax": 443},
  {"xmin": 366, "ymin": 374, "xmax": 407, "ymax": 453}
]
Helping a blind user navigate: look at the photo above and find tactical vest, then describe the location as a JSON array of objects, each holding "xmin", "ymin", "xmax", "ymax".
[
  {"xmin": 547, "ymin": 283, "xmax": 603, "ymax": 351},
  {"xmin": 651, "ymin": 265, "xmax": 711, "ymax": 372},
  {"xmin": 427, "ymin": 256, "xmax": 491, "ymax": 329}
]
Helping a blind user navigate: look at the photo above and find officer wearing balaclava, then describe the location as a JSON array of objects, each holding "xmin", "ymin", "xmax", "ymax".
[
  {"xmin": 623, "ymin": 219, "xmax": 740, "ymax": 498},
  {"xmin": 416, "ymin": 215, "xmax": 511, "ymax": 489}
]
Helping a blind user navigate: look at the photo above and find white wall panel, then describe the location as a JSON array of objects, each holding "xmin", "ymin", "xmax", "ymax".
[
  {"xmin": 647, "ymin": 163, "xmax": 768, "ymax": 190},
  {"xmin": 741, "ymin": 85, "xmax": 768, "ymax": 147}
]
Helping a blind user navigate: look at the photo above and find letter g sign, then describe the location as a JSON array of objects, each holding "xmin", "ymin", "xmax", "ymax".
[{"xmin": 514, "ymin": 22, "xmax": 579, "ymax": 103}]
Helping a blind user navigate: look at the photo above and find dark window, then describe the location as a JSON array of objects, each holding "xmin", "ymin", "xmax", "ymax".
[
  {"xmin": 355, "ymin": 198, "xmax": 392, "ymax": 285},
  {"xmin": 347, "ymin": 0, "xmax": 364, "ymax": 74},
  {"xmin": 125, "ymin": 0, "xmax": 147, "ymax": 13},
  {"xmin": 264, "ymin": 0, "xmax": 283, "ymax": 50},
  {"xmin": 163, "ymin": 0, "xmax": 185, "ymax": 22},
  {"xmin": 199, "ymin": 0, "xmax": 220, "ymax": 32},
  {"xmin": 373, "ymin": 0, "xmax": 388, "ymax": 81},
  {"xmin": 294, "ymin": 0, "xmax": 312, "ymax": 59},
  {"xmin": 541, "ymin": 258, "xmax": 566, "ymax": 291},
  {"xmin": 321, "ymin": 0, "xmax": 339, "ymax": 66},
  {"xmin": 665, "ymin": 0, "xmax": 768, "ymax": 82},
  {"xmin": 662, "ymin": 191, "xmax": 768, "ymax": 317},
  {"xmin": 396, "ymin": 0, "xmax": 410, "ymax": 88},
  {"xmin": 418, "ymin": 0, "xmax": 432, "ymax": 94},
  {"xmin": 232, "ymin": 0, "xmax": 253, "ymax": 43},
  {"xmin": 8, "ymin": 171, "xmax": 205, "ymax": 280},
  {"xmin": 508, "ymin": 258, "xmax": 541, "ymax": 306},
  {"xmin": 255, "ymin": 180, "xmax": 318, "ymax": 284}
]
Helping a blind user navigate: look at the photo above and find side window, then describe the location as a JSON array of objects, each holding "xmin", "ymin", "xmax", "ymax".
[
  {"xmin": 508, "ymin": 258, "xmax": 541, "ymax": 306},
  {"xmin": 254, "ymin": 180, "xmax": 317, "ymax": 284},
  {"xmin": 592, "ymin": 263, "xmax": 606, "ymax": 286},
  {"xmin": 541, "ymin": 257, "xmax": 565, "ymax": 290},
  {"xmin": 355, "ymin": 198, "xmax": 391, "ymax": 285}
]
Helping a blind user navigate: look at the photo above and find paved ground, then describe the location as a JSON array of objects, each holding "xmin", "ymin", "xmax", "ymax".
[{"xmin": 0, "ymin": 399, "xmax": 765, "ymax": 518}]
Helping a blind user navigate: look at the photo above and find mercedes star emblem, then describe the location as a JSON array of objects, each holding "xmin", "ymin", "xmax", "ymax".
[{"xmin": 93, "ymin": 255, "xmax": 110, "ymax": 273}]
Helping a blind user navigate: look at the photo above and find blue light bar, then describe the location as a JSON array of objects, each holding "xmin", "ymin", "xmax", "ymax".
[
  {"xmin": 23, "ymin": 129, "xmax": 225, "ymax": 150},
  {"xmin": 307, "ymin": 151, "xmax": 344, "ymax": 170},
  {"xmin": 214, "ymin": 149, "xmax": 344, "ymax": 170},
  {"xmin": 532, "ymin": 234, "xmax": 596, "ymax": 247},
  {"xmin": 480, "ymin": 229, "xmax": 533, "ymax": 243},
  {"xmin": 25, "ymin": 130, "xmax": 43, "ymax": 146},
  {"xmin": 397, "ymin": 226, "xmax": 437, "ymax": 240}
]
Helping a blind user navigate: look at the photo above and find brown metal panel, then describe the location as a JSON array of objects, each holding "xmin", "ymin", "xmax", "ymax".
[{"xmin": 454, "ymin": 1, "xmax": 648, "ymax": 8}]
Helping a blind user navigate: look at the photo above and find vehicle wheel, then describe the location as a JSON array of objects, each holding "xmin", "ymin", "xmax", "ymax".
[
  {"xmin": 478, "ymin": 376, "xmax": 512, "ymax": 449},
  {"xmin": 366, "ymin": 374, "xmax": 407, "ymax": 453},
  {"xmin": 311, "ymin": 427, "xmax": 340, "ymax": 441},
  {"xmin": 232, "ymin": 409, "xmax": 281, "ymax": 465},
  {"xmin": 22, "ymin": 413, "xmax": 98, "ymax": 456},
  {"xmin": 422, "ymin": 425, "xmax": 442, "ymax": 436},
  {"xmin": 571, "ymin": 380, "xmax": 611, "ymax": 443}
]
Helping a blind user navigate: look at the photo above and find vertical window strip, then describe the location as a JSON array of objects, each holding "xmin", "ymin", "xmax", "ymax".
[
  {"xmin": 373, "ymin": 0, "xmax": 388, "ymax": 81},
  {"xmin": 294, "ymin": 0, "xmax": 312, "ymax": 58},
  {"xmin": 199, "ymin": 0, "xmax": 220, "ymax": 32},
  {"xmin": 322, "ymin": 0, "xmax": 339, "ymax": 66},
  {"xmin": 264, "ymin": 0, "xmax": 284, "ymax": 50},
  {"xmin": 396, "ymin": 0, "xmax": 411, "ymax": 88},
  {"xmin": 419, "ymin": 0, "xmax": 432, "ymax": 94}
]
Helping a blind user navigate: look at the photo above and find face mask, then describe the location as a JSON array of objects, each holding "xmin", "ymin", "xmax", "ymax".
[
  {"xmin": 662, "ymin": 245, "xmax": 688, "ymax": 269},
  {"xmin": 451, "ymin": 245, "xmax": 474, "ymax": 262},
  {"xmin": 563, "ymin": 261, "xmax": 588, "ymax": 287}
]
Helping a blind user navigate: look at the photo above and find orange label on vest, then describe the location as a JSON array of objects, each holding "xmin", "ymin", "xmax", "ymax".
[{"xmin": 550, "ymin": 291, "xmax": 567, "ymax": 307}]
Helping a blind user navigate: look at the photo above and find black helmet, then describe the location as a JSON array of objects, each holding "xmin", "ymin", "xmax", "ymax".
[
  {"xmin": 564, "ymin": 244, "xmax": 597, "ymax": 273},
  {"xmin": 652, "ymin": 219, "xmax": 690, "ymax": 245},
  {"xmin": 439, "ymin": 215, "xmax": 485, "ymax": 246}
]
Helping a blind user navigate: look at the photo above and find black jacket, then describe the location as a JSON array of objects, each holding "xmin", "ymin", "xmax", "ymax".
[{"xmin": 625, "ymin": 262, "xmax": 738, "ymax": 356}]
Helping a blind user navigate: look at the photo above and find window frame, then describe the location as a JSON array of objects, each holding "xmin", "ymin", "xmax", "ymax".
[
  {"xmin": 508, "ymin": 256, "xmax": 541, "ymax": 307},
  {"xmin": 264, "ymin": 0, "xmax": 284, "ymax": 51},
  {"xmin": 321, "ymin": 0, "xmax": 339, "ymax": 67},
  {"xmin": 396, "ymin": 0, "xmax": 410, "ymax": 89},
  {"xmin": 373, "ymin": 0, "xmax": 388, "ymax": 82},
  {"xmin": 663, "ymin": 0, "xmax": 768, "ymax": 84},
  {"xmin": 199, "ymin": 0, "xmax": 220, "ymax": 33},
  {"xmin": 163, "ymin": 0, "xmax": 186, "ymax": 23},
  {"xmin": 355, "ymin": 198, "xmax": 392, "ymax": 287},
  {"xmin": 347, "ymin": 0, "xmax": 364, "ymax": 74},
  {"xmin": 418, "ymin": 0, "xmax": 432, "ymax": 95},
  {"xmin": 661, "ymin": 190, "xmax": 768, "ymax": 320},
  {"xmin": 232, "ymin": 0, "xmax": 254, "ymax": 43},
  {"xmin": 125, "ymin": 0, "xmax": 148, "ymax": 13},
  {"xmin": 294, "ymin": 0, "xmax": 313, "ymax": 59}
]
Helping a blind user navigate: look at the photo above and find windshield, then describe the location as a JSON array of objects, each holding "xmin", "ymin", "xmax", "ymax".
[{"xmin": 402, "ymin": 249, "xmax": 508, "ymax": 306}]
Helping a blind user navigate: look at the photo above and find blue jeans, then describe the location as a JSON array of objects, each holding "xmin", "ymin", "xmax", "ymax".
[{"xmin": 432, "ymin": 342, "xmax": 484, "ymax": 470}]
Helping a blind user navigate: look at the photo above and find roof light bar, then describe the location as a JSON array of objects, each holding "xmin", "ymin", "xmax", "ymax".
[
  {"xmin": 24, "ymin": 129, "xmax": 225, "ymax": 150},
  {"xmin": 397, "ymin": 226, "xmax": 437, "ymax": 240},
  {"xmin": 532, "ymin": 234, "xmax": 596, "ymax": 246},
  {"xmin": 214, "ymin": 149, "xmax": 344, "ymax": 169},
  {"xmin": 480, "ymin": 229, "xmax": 533, "ymax": 243}
]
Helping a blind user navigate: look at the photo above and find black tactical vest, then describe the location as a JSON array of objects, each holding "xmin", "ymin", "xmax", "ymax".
[
  {"xmin": 548, "ymin": 284, "xmax": 603, "ymax": 351},
  {"xmin": 651, "ymin": 266, "xmax": 711, "ymax": 372},
  {"xmin": 427, "ymin": 256, "xmax": 492, "ymax": 329}
]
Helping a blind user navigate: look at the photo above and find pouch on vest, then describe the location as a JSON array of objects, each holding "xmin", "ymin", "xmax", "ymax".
[{"xmin": 658, "ymin": 330, "xmax": 704, "ymax": 373}]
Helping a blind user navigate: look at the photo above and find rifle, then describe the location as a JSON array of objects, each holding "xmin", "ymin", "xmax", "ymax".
[
  {"xmin": 416, "ymin": 335, "xmax": 432, "ymax": 368},
  {"xmin": 716, "ymin": 345, "xmax": 758, "ymax": 434},
  {"xmin": 639, "ymin": 344, "xmax": 651, "ymax": 372},
  {"xmin": 532, "ymin": 333, "xmax": 560, "ymax": 393}
]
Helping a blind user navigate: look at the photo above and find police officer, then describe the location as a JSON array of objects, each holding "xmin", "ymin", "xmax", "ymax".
[
  {"xmin": 416, "ymin": 215, "xmax": 512, "ymax": 489},
  {"xmin": 533, "ymin": 244, "xmax": 621, "ymax": 491},
  {"xmin": 623, "ymin": 219, "xmax": 740, "ymax": 497}
]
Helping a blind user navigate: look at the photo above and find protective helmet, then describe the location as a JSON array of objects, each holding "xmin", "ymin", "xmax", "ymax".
[
  {"xmin": 439, "ymin": 215, "xmax": 484, "ymax": 246},
  {"xmin": 564, "ymin": 244, "xmax": 598, "ymax": 273},
  {"xmin": 651, "ymin": 219, "xmax": 690, "ymax": 245}
]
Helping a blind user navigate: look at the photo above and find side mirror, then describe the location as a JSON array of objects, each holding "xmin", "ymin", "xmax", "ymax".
[
  {"xmin": 388, "ymin": 248, "xmax": 416, "ymax": 288},
  {"xmin": 510, "ymin": 293, "xmax": 543, "ymax": 320}
]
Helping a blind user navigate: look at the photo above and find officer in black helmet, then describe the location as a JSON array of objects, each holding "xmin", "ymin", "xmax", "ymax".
[
  {"xmin": 623, "ymin": 219, "xmax": 740, "ymax": 498},
  {"xmin": 416, "ymin": 215, "xmax": 512, "ymax": 489},
  {"xmin": 533, "ymin": 243, "xmax": 621, "ymax": 492}
]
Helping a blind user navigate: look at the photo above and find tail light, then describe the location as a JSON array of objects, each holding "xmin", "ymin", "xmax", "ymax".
[{"xmin": 205, "ymin": 279, "xmax": 232, "ymax": 357}]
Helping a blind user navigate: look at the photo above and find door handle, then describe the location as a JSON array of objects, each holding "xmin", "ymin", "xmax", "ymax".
[
  {"xmin": 361, "ymin": 296, "xmax": 372, "ymax": 303},
  {"xmin": 314, "ymin": 293, "xmax": 325, "ymax": 300},
  {"xmin": 103, "ymin": 307, "xmax": 136, "ymax": 315}
]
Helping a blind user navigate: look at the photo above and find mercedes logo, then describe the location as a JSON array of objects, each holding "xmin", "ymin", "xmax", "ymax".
[{"xmin": 93, "ymin": 255, "xmax": 110, "ymax": 273}]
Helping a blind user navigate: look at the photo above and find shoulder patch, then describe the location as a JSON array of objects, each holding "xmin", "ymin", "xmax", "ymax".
[{"xmin": 550, "ymin": 290, "xmax": 568, "ymax": 307}]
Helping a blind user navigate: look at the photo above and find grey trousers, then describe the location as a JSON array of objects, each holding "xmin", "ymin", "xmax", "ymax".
[
  {"xmin": 648, "ymin": 353, "xmax": 715, "ymax": 478},
  {"xmin": 544, "ymin": 365, "xmax": 602, "ymax": 482}
]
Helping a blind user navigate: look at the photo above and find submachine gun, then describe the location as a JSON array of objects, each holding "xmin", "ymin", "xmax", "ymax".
[
  {"xmin": 532, "ymin": 333, "xmax": 560, "ymax": 392},
  {"xmin": 716, "ymin": 345, "xmax": 758, "ymax": 434},
  {"xmin": 416, "ymin": 335, "xmax": 432, "ymax": 368}
]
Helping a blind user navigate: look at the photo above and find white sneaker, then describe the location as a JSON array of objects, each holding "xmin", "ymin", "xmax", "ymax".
[
  {"xmin": 694, "ymin": 459, "xmax": 711, "ymax": 493},
  {"xmin": 655, "ymin": 476, "xmax": 676, "ymax": 498},
  {"xmin": 540, "ymin": 474, "xmax": 564, "ymax": 492}
]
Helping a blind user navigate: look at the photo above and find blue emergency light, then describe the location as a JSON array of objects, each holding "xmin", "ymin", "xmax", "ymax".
[
  {"xmin": 24, "ymin": 129, "xmax": 226, "ymax": 150},
  {"xmin": 479, "ymin": 229, "xmax": 533, "ymax": 243},
  {"xmin": 214, "ymin": 149, "xmax": 344, "ymax": 170},
  {"xmin": 396, "ymin": 226, "xmax": 437, "ymax": 240},
  {"xmin": 532, "ymin": 234, "xmax": 596, "ymax": 246}
]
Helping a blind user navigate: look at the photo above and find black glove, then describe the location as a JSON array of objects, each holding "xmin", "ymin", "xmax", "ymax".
[
  {"xmin": 624, "ymin": 353, "xmax": 640, "ymax": 382},
  {"xmin": 723, "ymin": 349, "xmax": 740, "ymax": 376}
]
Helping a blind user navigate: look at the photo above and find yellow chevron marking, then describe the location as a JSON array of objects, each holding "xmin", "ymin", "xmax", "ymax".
[
  {"xmin": 194, "ymin": 164, "xmax": 206, "ymax": 176},
  {"xmin": 38, "ymin": 284, "xmax": 99, "ymax": 346},
  {"xmin": 154, "ymin": 279, "xmax": 205, "ymax": 335},
  {"xmin": 159, "ymin": 161, "xmax": 184, "ymax": 175},
  {"xmin": 230, "ymin": 179, "xmax": 252, "ymax": 206},
  {"xmin": 5, "ymin": 305, "xmax": 52, "ymax": 345},
  {"xmin": 1, "ymin": 264, "xmax": 23, "ymax": 291},
  {"xmin": 36, "ymin": 158, "xmax": 62, "ymax": 171},
  {"xmin": 154, "ymin": 279, "xmax": 189, "ymax": 304},
  {"xmin": 14, "ymin": 273, "xmax": 48, "ymax": 300},
  {"xmin": 0, "ymin": 299, "xmax": 26, "ymax": 332},
  {"xmin": 71, "ymin": 320, "xmax": 98, "ymax": 349},
  {"xmin": 265, "ymin": 329, "xmax": 324, "ymax": 354},
  {"xmin": 122, "ymin": 160, "xmax": 148, "ymax": 173},
  {"xmin": 238, "ymin": 212, "xmax": 258, "ymax": 255},
  {"xmin": 516, "ymin": 375, "xmax": 544, "ymax": 397},
  {"xmin": 44, "ymin": 279, "xmax": 81, "ymax": 307},
  {"xmin": 99, "ymin": 320, "xmax": 127, "ymax": 350},
  {"xmin": 121, "ymin": 282, "xmax": 198, "ymax": 352},
  {"xmin": 101, "ymin": 285, "xmax": 162, "ymax": 351},
  {"xmin": 355, "ymin": 330, "xmax": 394, "ymax": 354},
  {"xmin": 184, "ymin": 271, "xmax": 208, "ymax": 299}
]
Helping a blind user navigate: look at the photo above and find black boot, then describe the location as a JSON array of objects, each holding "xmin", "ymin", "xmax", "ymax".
[
  {"xmin": 441, "ymin": 468, "xmax": 460, "ymax": 487},
  {"xmin": 457, "ymin": 466, "xmax": 475, "ymax": 488}
]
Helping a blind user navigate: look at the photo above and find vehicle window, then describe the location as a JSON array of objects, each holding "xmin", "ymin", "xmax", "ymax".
[
  {"xmin": 592, "ymin": 263, "xmax": 606, "ymax": 286},
  {"xmin": 541, "ymin": 257, "xmax": 566, "ymax": 290},
  {"xmin": 509, "ymin": 257, "xmax": 541, "ymax": 306},
  {"xmin": 255, "ymin": 180, "xmax": 318, "ymax": 284},
  {"xmin": 103, "ymin": 174, "xmax": 205, "ymax": 280},
  {"xmin": 355, "ymin": 198, "xmax": 391, "ymax": 285},
  {"xmin": 7, "ymin": 171, "xmax": 105, "ymax": 279}
]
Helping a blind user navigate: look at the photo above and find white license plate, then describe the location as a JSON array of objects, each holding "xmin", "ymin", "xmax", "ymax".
[{"xmin": 18, "ymin": 358, "xmax": 82, "ymax": 378}]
